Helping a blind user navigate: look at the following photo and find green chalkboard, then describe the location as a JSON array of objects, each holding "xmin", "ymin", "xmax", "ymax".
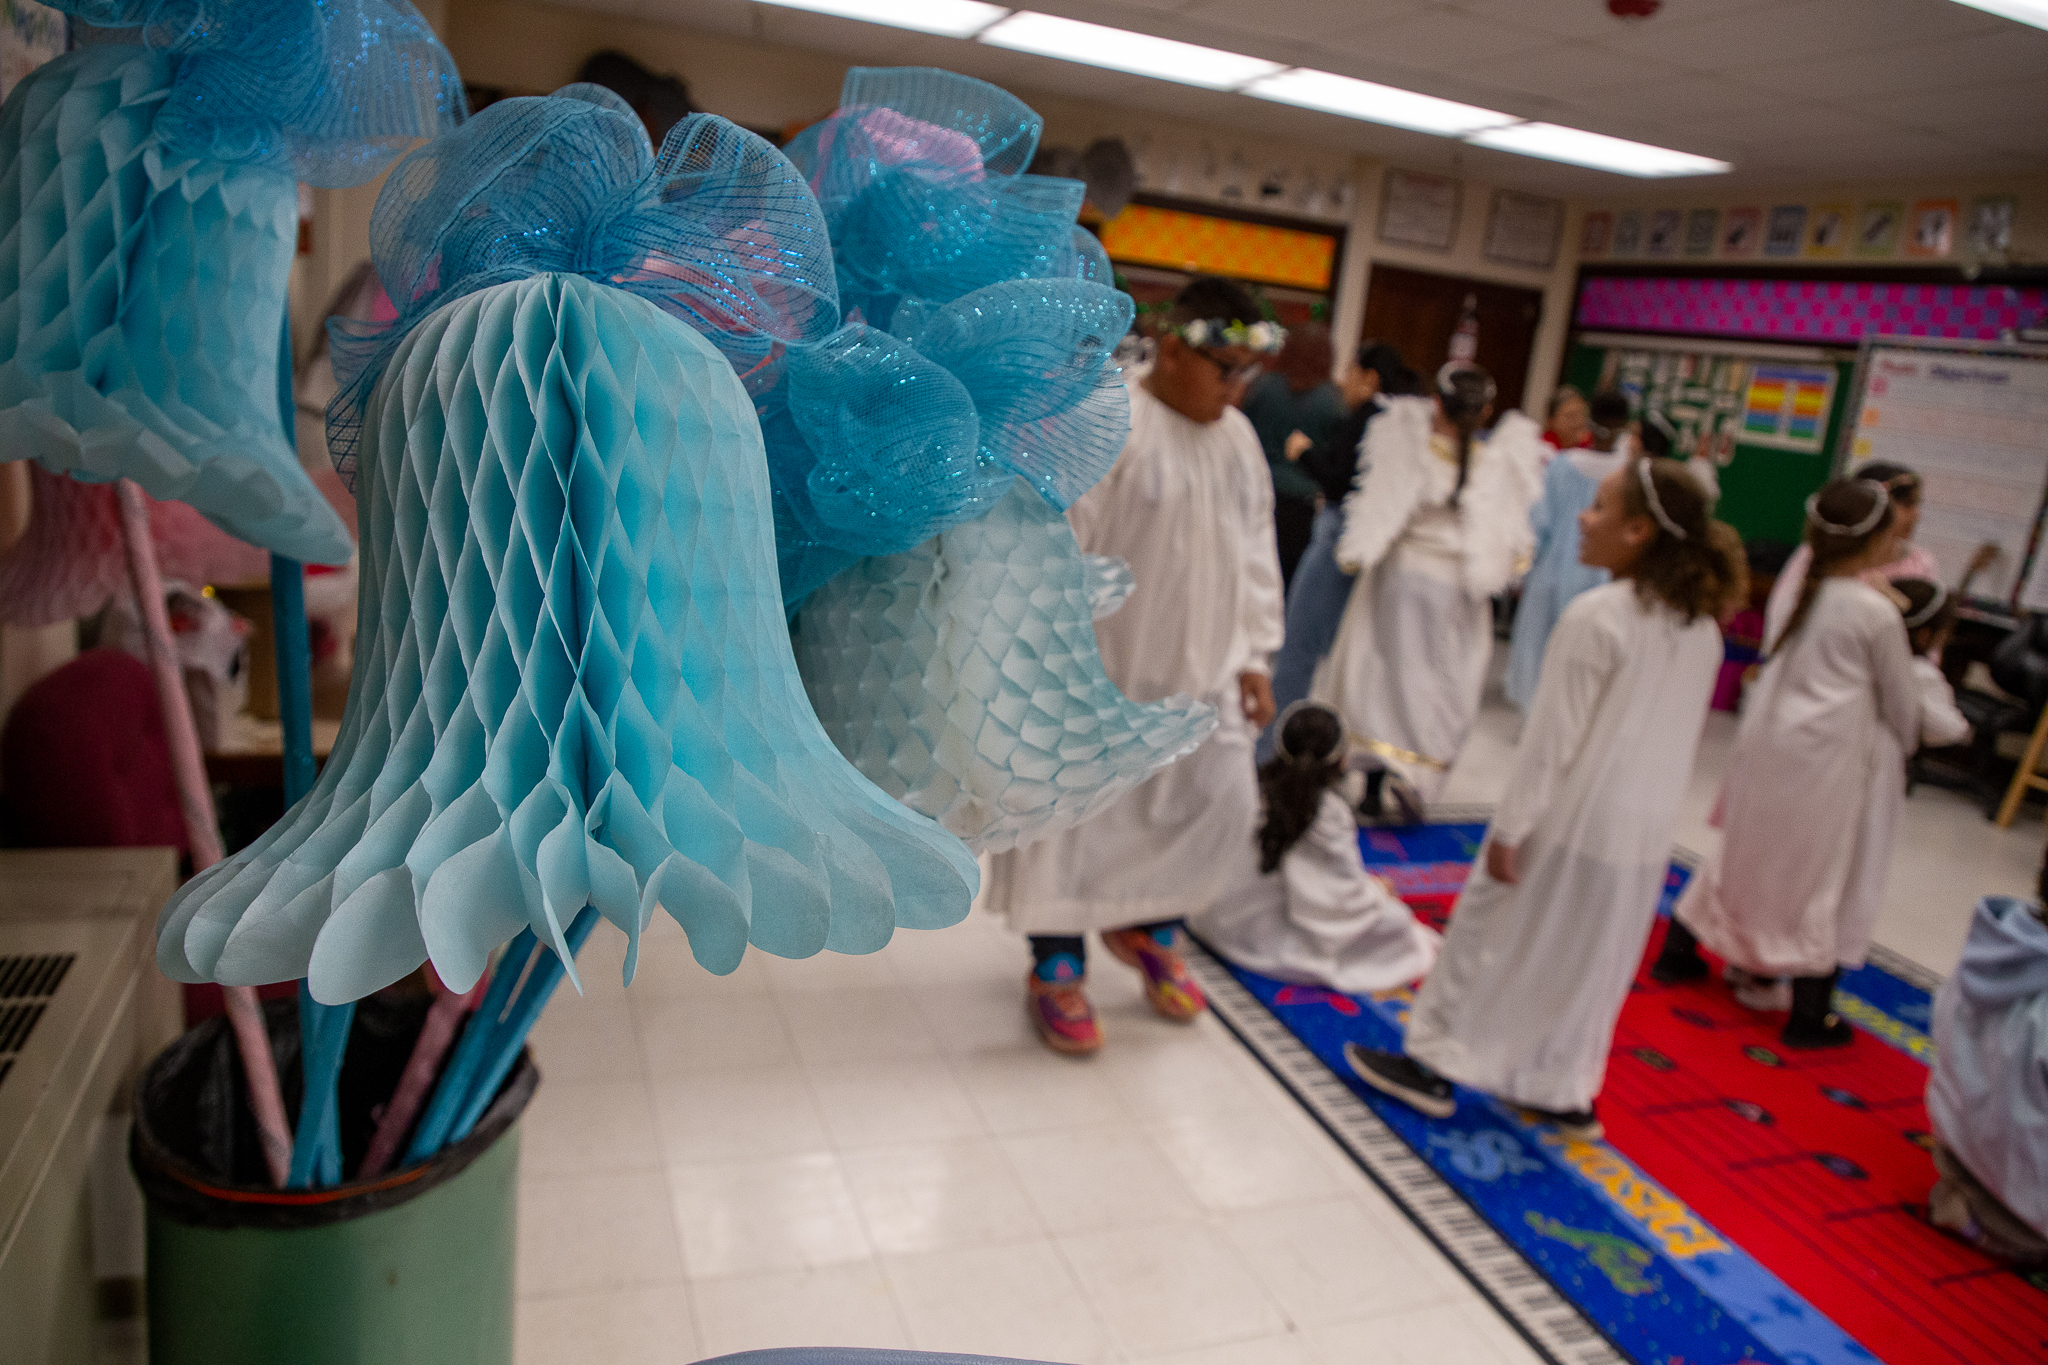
[{"xmin": 1563, "ymin": 339, "xmax": 1856, "ymax": 547}]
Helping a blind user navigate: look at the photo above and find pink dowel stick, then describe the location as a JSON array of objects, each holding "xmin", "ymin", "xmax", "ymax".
[
  {"xmin": 116, "ymin": 479, "xmax": 292, "ymax": 1187},
  {"xmin": 357, "ymin": 977, "xmax": 485, "ymax": 1180}
]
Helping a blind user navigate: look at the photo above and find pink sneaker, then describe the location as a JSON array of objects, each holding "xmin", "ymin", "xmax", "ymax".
[
  {"xmin": 1102, "ymin": 927, "xmax": 1207, "ymax": 1022},
  {"xmin": 1027, "ymin": 972, "xmax": 1104, "ymax": 1054}
]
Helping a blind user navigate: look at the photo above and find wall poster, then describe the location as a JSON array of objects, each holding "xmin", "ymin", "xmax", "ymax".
[
  {"xmin": 1965, "ymin": 196, "xmax": 2015, "ymax": 256},
  {"xmin": 1763, "ymin": 205, "xmax": 1806, "ymax": 257},
  {"xmin": 1483, "ymin": 189, "xmax": 1564, "ymax": 268},
  {"xmin": 1855, "ymin": 201, "xmax": 1904, "ymax": 257},
  {"xmin": 1907, "ymin": 199, "xmax": 1958, "ymax": 258},
  {"xmin": 1740, "ymin": 363, "xmax": 1837, "ymax": 453},
  {"xmin": 1683, "ymin": 208, "xmax": 1718, "ymax": 257},
  {"xmin": 1805, "ymin": 204, "xmax": 1850, "ymax": 258},
  {"xmin": 1720, "ymin": 207, "xmax": 1762, "ymax": 257},
  {"xmin": 1612, "ymin": 208, "xmax": 1645, "ymax": 257},
  {"xmin": 1580, "ymin": 210, "xmax": 1614, "ymax": 259},
  {"xmin": 1378, "ymin": 169, "xmax": 1460, "ymax": 252},
  {"xmin": 1597, "ymin": 347, "xmax": 1753, "ymax": 468}
]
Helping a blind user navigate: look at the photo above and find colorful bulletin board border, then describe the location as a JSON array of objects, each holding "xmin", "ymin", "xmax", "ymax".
[
  {"xmin": 1097, "ymin": 201, "xmax": 1340, "ymax": 291},
  {"xmin": 1575, "ymin": 276, "xmax": 2048, "ymax": 345}
]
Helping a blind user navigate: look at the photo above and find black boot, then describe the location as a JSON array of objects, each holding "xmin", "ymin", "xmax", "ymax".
[
  {"xmin": 1781, "ymin": 969, "xmax": 1854, "ymax": 1049},
  {"xmin": 1650, "ymin": 919, "xmax": 1708, "ymax": 984}
]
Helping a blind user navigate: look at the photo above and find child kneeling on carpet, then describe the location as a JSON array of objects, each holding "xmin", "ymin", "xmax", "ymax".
[
  {"xmin": 1925, "ymin": 847, "xmax": 2048, "ymax": 1266},
  {"xmin": 1657, "ymin": 479, "xmax": 1919, "ymax": 1049},
  {"xmin": 1192, "ymin": 701, "xmax": 1439, "ymax": 993},
  {"xmin": 1348, "ymin": 459, "xmax": 1743, "ymax": 1139},
  {"xmin": 1893, "ymin": 578, "xmax": 1970, "ymax": 749}
]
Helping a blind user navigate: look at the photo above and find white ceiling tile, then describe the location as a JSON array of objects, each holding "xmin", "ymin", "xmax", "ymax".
[
  {"xmin": 1752, "ymin": 27, "xmax": 2048, "ymax": 101},
  {"xmin": 1448, "ymin": 40, "xmax": 1691, "ymax": 105},
  {"xmin": 1321, "ymin": 7, "xmax": 1563, "ymax": 69},
  {"xmin": 1597, "ymin": 0, "xmax": 1995, "ymax": 70},
  {"xmin": 1445, "ymin": 0, "xmax": 1785, "ymax": 42}
]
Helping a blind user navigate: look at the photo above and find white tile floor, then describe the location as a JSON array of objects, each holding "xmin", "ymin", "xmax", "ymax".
[{"xmin": 513, "ymin": 677, "xmax": 2048, "ymax": 1364}]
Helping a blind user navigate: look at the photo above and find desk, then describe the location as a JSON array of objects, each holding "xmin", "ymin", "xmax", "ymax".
[{"xmin": 202, "ymin": 713, "xmax": 341, "ymax": 789}]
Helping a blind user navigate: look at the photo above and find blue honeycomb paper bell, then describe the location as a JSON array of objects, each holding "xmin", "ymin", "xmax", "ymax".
[
  {"xmin": 795, "ymin": 479, "xmax": 1215, "ymax": 852},
  {"xmin": 155, "ymin": 90, "xmax": 976, "ymax": 1004},
  {"xmin": 0, "ymin": 1, "xmax": 465, "ymax": 564},
  {"xmin": 774, "ymin": 69, "xmax": 1217, "ymax": 853}
]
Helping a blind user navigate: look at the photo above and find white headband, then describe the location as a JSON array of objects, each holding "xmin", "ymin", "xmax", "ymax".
[
  {"xmin": 1805, "ymin": 483, "xmax": 1890, "ymax": 538},
  {"xmin": 1902, "ymin": 581, "xmax": 1949, "ymax": 630},
  {"xmin": 1637, "ymin": 459, "xmax": 1688, "ymax": 541},
  {"xmin": 1272, "ymin": 700, "xmax": 1349, "ymax": 764}
]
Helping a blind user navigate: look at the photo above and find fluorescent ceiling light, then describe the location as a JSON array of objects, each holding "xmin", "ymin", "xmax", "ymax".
[
  {"xmin": 1947, "ymin": 0, "xmax": 2048, "ymax": 31},
  {"xmin": 1465, "ymin": 122, "xmax": 1730, "ymax": 177},
  {"xmin": 752, "ymin": 0, "xmax": 1011, "ymax": 39},
  {"xmin": 1242, "ymin": 68, "xmax": 1516, "ymax": 137},
  {"xmin": 978, "ymin": 11, "xmax": 1284, "ymax": 89}
]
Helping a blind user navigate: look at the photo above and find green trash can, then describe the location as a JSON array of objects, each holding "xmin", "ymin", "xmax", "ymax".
[{"xmin": 130, "ymin": 996, "xmax": 538, "ymax": 1365}]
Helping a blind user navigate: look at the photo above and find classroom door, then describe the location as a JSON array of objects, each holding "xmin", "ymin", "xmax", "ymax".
[{"xmin": 1359, "ymin": 264, "xmax": 1544, "ymax": 415}]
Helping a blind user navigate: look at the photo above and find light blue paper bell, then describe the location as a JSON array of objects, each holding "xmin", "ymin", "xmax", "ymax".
[
  {"xmin": 155, "ymin": 90, "xmax": 975, "ymax": 1004},
  {"xmin": 0, "ymin": 1, "xmax": 464, "ymax": 564},
  {"xmin": 775, "ymin": 69, "xmax": 1216, "ymax": 853},
  {"xmin": 796, "ymin": 480, "xmax": 1215, "ymax": 852}
]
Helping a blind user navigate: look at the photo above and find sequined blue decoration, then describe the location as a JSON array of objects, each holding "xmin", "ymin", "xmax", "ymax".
[
  {"xmin": 780, "ymin": 70, "xmax": 1217, "ymax": 853},
  {"xmin": 755, "ymin": 68, "xmax": 1132, "ymax": 608},
  {"xmin": 0, "ymin": 2, "xmax": 464, "ymax": 564},
  {"xmin": 795, "ymin": 480, "xmax": 1216, "ymax": 852},
  {"xmin": 156, "ymin": 91, "xmax": 977, "ymax": 1004}
]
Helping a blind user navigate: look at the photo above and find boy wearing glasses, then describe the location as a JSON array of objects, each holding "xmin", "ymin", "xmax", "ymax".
[{"xmin": 986, "ymin": 276, "xmax": 1285, "ymax": 1054}]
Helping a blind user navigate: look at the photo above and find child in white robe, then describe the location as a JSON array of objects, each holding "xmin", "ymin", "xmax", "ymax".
[
  {"xmin": 1312, "ymin": 364, "xmax": 1544, "ymax": 813},
  {"xmin": 1192, "ymin": 702, "xmax": 1439, "ymax": 993},
  {"xmin": 1891, "ymin": 578, "xmax": 1971, "ymax": 748},
  {"xmin": 1659, "ymin": 478, "xmax": 1919, "ymax": 1049},
  {"xmin": 1347, "ymin": 459, "xmax": 1744, "ymax": 1137}
]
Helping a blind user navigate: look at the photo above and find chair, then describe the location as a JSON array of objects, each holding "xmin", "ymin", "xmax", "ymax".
[{"xmin": 1971, "ymin": 615, "xmax": 2048, "ymax": 825}]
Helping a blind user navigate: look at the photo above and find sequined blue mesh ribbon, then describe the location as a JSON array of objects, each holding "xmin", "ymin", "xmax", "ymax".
[
  {"xmin": 52, "ymin": 0, "xmax": 466, "ymax": 187},
  {"xmin": 326, "ymin": 84, "xmax": 838, "ymax": 490},
  {"xmin": 753, "ymin": 68, "xmax": 1133, "ymax": 609}
]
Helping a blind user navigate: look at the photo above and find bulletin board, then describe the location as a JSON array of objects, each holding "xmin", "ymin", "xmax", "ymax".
[
  {"xmin": 1563, "ymin": 333, "xmax": 1857, "ymax": 546},
  {"xmin": 1839, "ymin": 337, "xmax": 2048, "ymax": 605}
]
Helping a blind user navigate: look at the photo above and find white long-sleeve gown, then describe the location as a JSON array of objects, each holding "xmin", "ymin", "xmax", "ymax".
[
  {"xmin": 985, "ymin": 382, "xmax": 1285, "ymax": 936},
  {"xmin": 1675, "ymin": 578, "xmax": 1919, "ymax": 977},
  {"xmin": 1310, "ymin": 400, "xmax": 1543, "ymax": 800},
  {"xmin": 1405, "ymin": 582, "xmax": 1723, "ymax": 1112},
  {"xmin": 1192, "ymin": 790, "xmax": 1439, "ymax": 993}
]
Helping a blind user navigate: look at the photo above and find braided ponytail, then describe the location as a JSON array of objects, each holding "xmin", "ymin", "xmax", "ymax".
[
  {"xmin": 1256, "ymin": 703, "xmax": 1346, "ymax": 874},
  {"xmin": 1436, "ymin": 364, "xmax": 1496, "ymax": 508}
]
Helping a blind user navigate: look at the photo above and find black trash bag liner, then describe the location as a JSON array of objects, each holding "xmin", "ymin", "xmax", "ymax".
[{"xmin": 132, "ymin": 992, "xmax": 538, "ymax": 1231}]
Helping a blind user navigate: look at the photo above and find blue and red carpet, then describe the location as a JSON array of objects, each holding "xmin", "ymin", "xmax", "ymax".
[{"xmin": 1202, "ymin": 820, "xmax": 2048, "ymax": 1365}]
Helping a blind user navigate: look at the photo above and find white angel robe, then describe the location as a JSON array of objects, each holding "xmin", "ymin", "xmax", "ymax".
[
  {"xmin": 985, "ymin": 381, "xmax": 1285, "ymax": 936},
  {"xmin": 1503, "ymin": 445, "xmax": 1627, "ymax": 711},
  {"xmin": 1192, "ymin": 790, "xmax": 1439, "ymax": 992},
  {"xmin": 1928, "ymin": 893, "xmax": 2048, "ymax": 1239},
  {"xmin": 1310, "ymin": 400, "xmax": 1544, "ymax": 799},
  {"xmin": 1404, "ymin": 582, "xmax": 1723, "ymax": 1112},
  {"xmin": 1915, "ymin": 656, "xmax": 1971, "ymax": 748},
  {"xmin": 1675, "ymin": 579, "xmax": 1919, "ymax": 978}
]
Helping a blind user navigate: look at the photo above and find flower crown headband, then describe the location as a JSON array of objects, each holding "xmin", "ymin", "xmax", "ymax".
[
  {"xmin": 1806, "ymin": 483, "xmax": 1890, "ymax": 538},
  {"xmin": 1175, "ymin": 317, "xmax": 1285, "ymax": 353},
  {"xmin": 1901, "ymin": 580, "xmax": 1949, "ymax": 630},
  {"xmin": 1636, "ymin": 459, "xmax": 1688, "ymax": 542}
]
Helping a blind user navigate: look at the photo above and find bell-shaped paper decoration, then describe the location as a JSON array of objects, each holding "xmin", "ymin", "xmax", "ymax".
[
  {"xmin": 0, "ymin": 462, "xmax": 269, "ymax": 626},
  {"xmin": 795, "ymin": 480, "xmax": 1216, "ymax": 852},
  {"xmin": 155, "ymin": 91, "xmax": 976, "ymax": 1005},
  {"xmin": 0, "ymin": 1, "xmax": 465, "ymax": 565}
]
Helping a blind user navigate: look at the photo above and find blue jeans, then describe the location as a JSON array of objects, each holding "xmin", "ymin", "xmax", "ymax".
[{"xmin": 1258, "ymin": 504, "xmax": 1355, "ymax": 763}]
